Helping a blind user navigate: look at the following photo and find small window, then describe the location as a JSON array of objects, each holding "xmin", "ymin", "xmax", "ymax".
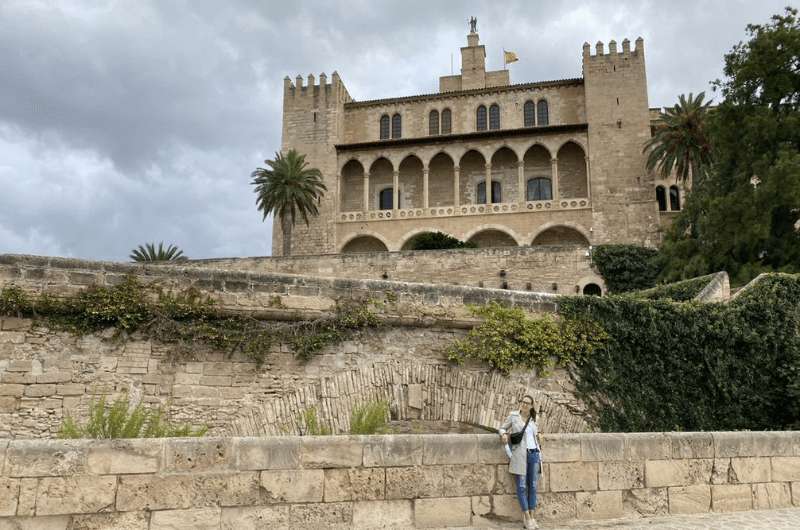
[
  {"xmin": 391, "ymin": 113, "xmax": 401, "ymax": 139},
  {"xmin": 669, "ymin": 185, "xmax": 681, "ymax": 211},
  {"xmin": 379, "ymin": 188, "xmax": 394, "ymax": 210},
  {"xmin": 429, "ymin": 110, "xmax": 439, "ymax": 136},
  {"xmin": 476, "ymin": 105, "xmax": 487, "ymax": 131},
  {"xmin": 537, "ymin": 100, "xmax": 549, "ymax": 126},
  {"xmin": 656, "ymin": 186, "xmax": 667, "ymax": 211},
  {"xmin": 379, "ymin": 115, "xmax": 390, "ymax": 140},
  {"xmin": 524, "ymin": 100, "xmax": 535, "ymax": 127},
  {"xmin": 441, "ymin": 108, "xmax": 452, "ymax": 134},
  {"xmin": 527, "ymin": 177, "xmax": 553, "ymax": 201},
  {"xmin": 489, "ymin": 104, "xmax": 500, "ymax": 130},
  {"xmin": 476, "ymin": 181, "xmax": 502, "ymax": 204}
]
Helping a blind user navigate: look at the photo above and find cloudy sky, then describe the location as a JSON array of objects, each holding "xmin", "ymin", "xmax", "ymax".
[{"xmin": 0, "ymin": 0, "xmax": 789, "ymax": 261}]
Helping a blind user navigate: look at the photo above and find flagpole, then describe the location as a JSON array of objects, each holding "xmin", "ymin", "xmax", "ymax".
[{"xmin": 503, "ymin": 48, "xmax": 506, "ymax": 70}]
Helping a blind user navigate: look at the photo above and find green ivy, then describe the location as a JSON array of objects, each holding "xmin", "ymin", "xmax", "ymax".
[
  {"xmin": 592, "ymin": 245, "xmax": 660, "ymax": 293},
  {"xmin": 446, "ymin": 302, "xmax": 606, "ymax": 375},
  {"xmin": 404, "ymin": 231, "xmax": 477, "ymax": 250},
  {"xmin": 635, "ymin": 274, "xmax": 715, "ymax": 302},
  {"xmin": 560, "ymin": 274, "xmax": 800, "ymax": 432},
  {"xmin": 0, "ymin": 276, "xmax": 379, "ymax": 367}
]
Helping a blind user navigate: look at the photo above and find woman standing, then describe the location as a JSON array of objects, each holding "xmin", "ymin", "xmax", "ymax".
[{"xmin": 499, "ymin": 395, "xmax": 542, "ymax": 529}]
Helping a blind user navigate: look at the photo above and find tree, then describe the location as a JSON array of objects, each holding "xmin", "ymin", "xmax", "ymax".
[
  {"xmin": 130, "ymin": 242, "xmax": 187, "ymax": 262},
  {"xmin": 659, "ymin": 7, "xmax": 800, "ymax": 284},
  {"xmin": 251, "ymin": 149, "xmax": 326, "ymax": 257},
  {"xmin": 644, "ymin": 92, "xmax": 713, "ymax": 185},
  {"xmin": 405, "ymin": 232, "xmax": 477, "ymax": 250}
]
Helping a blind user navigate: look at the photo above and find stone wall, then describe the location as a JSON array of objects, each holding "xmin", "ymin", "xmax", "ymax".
[
  {"xmin": 1, "ymin": 431, "xmax": 799, "ymax": 528},
  {"xmin": 0, "ymin": 255, "xmax": 587, "ymax": 439},
  {"xmin": 188, "ymin": 245, "xmax": 605, "ymax": 294}
]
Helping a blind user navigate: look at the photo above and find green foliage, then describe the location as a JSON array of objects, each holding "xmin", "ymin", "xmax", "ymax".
[
  {"xmin": 251, "ymin": 149, "xmax": 327, "ymax": 256},
  {"xmin": 659, "ymin": 8, "xmax": 800, "ymax": 286},
  {"xmin": 300, "ymin": 406, "xmax": 331, "ymax": 435},
  {"xmin": 446, "ymin": 302, "xmax": 606, "ymax": 375},
  {"xmin": 130, "ymin": 242, "xmax": 187, "ymax": 262},
  {"xmin": 0, "ymin": 277, "xmax": 379, "ymax": 367},
  {"xmin": 350, "ymin": 400, "xmax": 389, "ymax": 434},
  {"xmin": 644, "ymin": 92, "xmax": 713, "ymax": 184},
  {"xmin": 405, "ymin": 232, "xmax": 477, "ymax": 250},
  {"xmin": 592, "ymin": 245, "xmax": 660, "ymax": 293},
  {"xmin": 560, "ymin": 274, "xmax": 800, "ymax": 432},
  {"xmin": 635, "ymin": 274, "xmax": 714, "ymax": 302},
  {"xmin": 59, "ymin": 395, "xmax": 207, "ymax": 439}
]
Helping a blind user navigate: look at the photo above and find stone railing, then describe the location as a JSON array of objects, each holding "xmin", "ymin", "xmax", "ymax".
[
  {"xmin": 338, "ymin": 197, "xmax": 591, "ymax": 223},
  {"xmin": 1, "ymin": 432, "xmax": 798, "ymax": 528}
]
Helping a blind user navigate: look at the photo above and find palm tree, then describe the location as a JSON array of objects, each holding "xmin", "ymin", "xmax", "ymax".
[
  {"xmin": 251, "ymin": 149, "xmax": 326, "ymax": 257},
  {"xmin": 644, "ymin": 92, "xmax": 713, "ymax": 185},
  {"xmin": 130, "ymin": 242, "xmax": 187, "ymax": 262}
]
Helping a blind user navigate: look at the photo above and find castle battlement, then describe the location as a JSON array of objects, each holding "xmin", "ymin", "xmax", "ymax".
[
  {"xmin": 283, "ymin": 71, "xmax": 351, "ymax": 104},
  {"xmin": 583, "ymin": 37, "xmax": 644, "ymax": 59}
]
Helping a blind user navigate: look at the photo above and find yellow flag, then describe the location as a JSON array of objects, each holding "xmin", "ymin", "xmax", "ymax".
[{"xmin": 504, "ymin": 50, "xmax": 519, "ymax": 64}]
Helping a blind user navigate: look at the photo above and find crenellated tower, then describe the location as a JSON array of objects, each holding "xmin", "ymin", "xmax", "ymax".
[
  {"xmin": 582, "ymin": 37, "xmax": 659, "ymax": 246},
  {"xmin": 274, "ymin": 72, "xmax": 351, "ymax": 256}
]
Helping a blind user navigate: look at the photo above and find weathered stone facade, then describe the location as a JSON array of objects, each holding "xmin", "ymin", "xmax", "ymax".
[
  {"xmin": 1, "ymin": 432, "xmax": 799, "ymax": 528},
  {"xmin": 276, "ymin": 26, "xmax": 684, "ymax": 257},
  {"xmin": 190, "ymin": 245, "xmax": 606, "ymax": 294}
]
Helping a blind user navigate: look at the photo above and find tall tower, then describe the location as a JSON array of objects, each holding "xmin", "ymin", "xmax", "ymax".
[
  {"xmin": 583, "ymin": 38, "xmax": 659, "ymax": 246},
  {"xmin": 273, "ymin": 72, "xmax": 351, "ymax": 256}
]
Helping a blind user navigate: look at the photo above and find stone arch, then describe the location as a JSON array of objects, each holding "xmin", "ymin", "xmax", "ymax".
[
  {"xmin": 464, "ymin": 226, "xmax": 520, "ymax": 248},
  {"xmin": 340, "ymin": 233, "xmax": 390, "ymax": 253},
  {"xmin": 523, "ymin": 144, "xmax": 553, "ymax": 201},
  {"xmin": 369, "ymin": 157, "xmax": 394, "ymax": 210},
  {"xmin": 226, "ymin": 360, "xmax": 591, "ymax": 436},
  {"xmin": 557, "ymin": 141, "xmax": 588, "ymax": 199},
  {"xmin": 398, "ymin": 154, "xmax": 423, "ymax": 209},
  {"xmin": 399, "ymin": 228, "xmax": 459, "ymax": 251},
  {"xmin": 577, "ymin": 274, "xmax": 606, "ymax": 296},
  {"xmin": 583, "ymin": 283, "xmax": 602, "ymax": 296},
  {"xmin": 428, "ymin": 152, "xmax": 455, "ymax": 206},
  {"xmin": 340, "ymin": 159, "xmax": 365, "ymax": 212},
  {"xmin": 489, "ymin": 146, "xmax": 518, "ymax": 204},
  {"xmin": 531, "ymin": 223, "xmax": 591, "ymax": 246},
  {"xmin": 459, "ymin": 150, "xmax": 486, "ymax": 205}
]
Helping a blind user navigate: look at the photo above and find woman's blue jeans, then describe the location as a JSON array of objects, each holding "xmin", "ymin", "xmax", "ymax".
[{"xmin": 514, "ymin": 450, "xmax": 540, "ymax": 512}]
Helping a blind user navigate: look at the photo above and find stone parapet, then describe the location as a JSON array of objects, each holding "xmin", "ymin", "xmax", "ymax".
[{"xmin": 0, "ymin": 432, "xmax": 799, "ymax": 528}]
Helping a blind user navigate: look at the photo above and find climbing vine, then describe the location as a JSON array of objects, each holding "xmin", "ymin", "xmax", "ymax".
[
  {"xmin": 0, "ymin": 276, "xmax": 380, "ymax": 366},
  {"xmin": 592, "ymin": 244, "xmax": 660, "ymax": 293}
]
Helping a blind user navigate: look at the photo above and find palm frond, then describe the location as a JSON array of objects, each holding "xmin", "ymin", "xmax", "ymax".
[{"xmin": 130, "ymin": 242, "xmax": 187, "ymax": 262}]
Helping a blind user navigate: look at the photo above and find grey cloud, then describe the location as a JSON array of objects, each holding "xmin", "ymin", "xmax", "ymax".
[{"xmin": 0, "ymin": 0, "xmax": 790, "ymax": 260}]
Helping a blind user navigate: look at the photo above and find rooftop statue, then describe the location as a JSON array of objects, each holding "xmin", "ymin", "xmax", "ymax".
[{"xmin": 469, "ymin": 16, "xmax": 477, "ymax": 33}]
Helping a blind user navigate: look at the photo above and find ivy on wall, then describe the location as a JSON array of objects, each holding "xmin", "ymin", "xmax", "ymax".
[
  {"xmin": 634, "ymin": 274, "xmax": 715, "ymax": 302},
  {"xmin": 0, "ymin": 276, "xmax": 379, "ymax": 366},
  {"xmin": 591, "ymin": 245, "xmax": 660, "ymax": 293},
  {"xmin": 560, "ymin": 274, "xmax": 800, "ymax": 432}
]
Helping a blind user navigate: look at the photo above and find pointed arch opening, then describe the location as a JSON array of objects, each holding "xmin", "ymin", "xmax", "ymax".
[
  {"xmin": 459, "ymin": 150, "xmax": 486, "ymax": 205},
  {"xmin": 370, "ymin": 158, "xmax": 394, "ymax": 210},
  {"xmin": 340, "ymin": 159, "xmax": 365, "ymax": 212},
  {"xmin": 398, "ymin": 155, "xmax": 423, "ymax": 209},
  {"xmin": 524, "ymin": 144, "xmax": 553, "ymax": 201},
  {"xmin": 429, "ymin": 152, "xmax": 455, "ymax": 206},
  {"xmin": 557, "ymin": 142, "xmax": 588, "ymax": 199}
]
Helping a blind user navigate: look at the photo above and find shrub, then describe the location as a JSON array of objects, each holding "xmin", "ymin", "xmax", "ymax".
[
  {"xmin": 635, "ymin": 274, "xmax": 715, "ymax": 301},
  {"xmin": 405, "ymin": 232, "xmax": 477, "ymax": 250},
  {"xmin": 300, "ymin": 406, "xmax": 331, "ymax": 435},
  {"xmin": 350, "ymin": 400, "xmax": 389, "ymax": 434},
  {"xmin": 592, "ymin": 245, "xmax": 660, "ymax": 293},
  {"xmin": 446, "ymin": 302, "xmax": 606, "ymax": 375},
  {"xmin": 59, "ymin": 395, "xmax": 207, "ymax": 438}
]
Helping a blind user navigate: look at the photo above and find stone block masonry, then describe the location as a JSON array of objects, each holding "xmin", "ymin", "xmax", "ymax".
[{"xmin": 0, "ymin": 432, "xmax": 799, "ymax": 528}]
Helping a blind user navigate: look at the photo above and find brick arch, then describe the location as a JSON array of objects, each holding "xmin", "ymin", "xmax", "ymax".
[
  {"xmin": 577, "ymin": 274, "xmax": 606, "ymax": 295},
  {"xmin": 340, "ymin": 233, "xmax": 391, "ymax": 253},
  {"xmin": 338, "ymin": 156, "xmax": 364, "ymax": 174},
  {"xmin": 225, "ymin": 360, "xmax": 591, "ymax": 436},
  {"xmin": 340, "ymin": 159, "xmax": 366, "ymax": 212},
  {"xmin": 521, "ymin": 141, "xmax": 554, "ymax": 160}
]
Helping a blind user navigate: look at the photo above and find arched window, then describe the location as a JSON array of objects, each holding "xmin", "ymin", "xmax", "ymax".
[
  {"xmin": 669, "ymin": 185, "xmax": 681, "ymax": 211},
  {"xmin": 441, "ymin": 108, "xmax": 452, "ymax": 134},
  {"xmin": 476, "ymin": 181, "xmax": 502, "ymax": 204},
  {"xmin": 537, "ymin": 100, "xmax": 549, "ymax": 126},
  {"xmin": 391, "ymin": 113, "xmax": 402, "ymax": 139},
  {"xmin": 656, "ymin": 185, "xmax": 667, "ymax": 211},
  {"xmin": 429, "ymin": 110, "xmax": 439, "ymax": 136},
  {"xmin": 489, "ymin": 104, "xmax": 500, "ymax": 130},
  {"xmin": 476, "ymin": 105, "xmax": 487, "ymax": 131},
  {"xmin": 527, "ymin": 177, "xmax": 553, "ymax": 201},
  {"xmin": 379, "ymin": 115, "xmax": 390, "ymax": 140},
  {"xmin": 524, "ymin": 100, "xmax": 535, "ymax": 127},
  {"xmin": 379, "ymin": 188, "xmax": 395, "ymax": 210}
]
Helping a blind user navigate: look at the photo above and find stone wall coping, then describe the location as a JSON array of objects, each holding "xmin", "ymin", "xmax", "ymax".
[
  {"xmin": 0, "ymin": 253, "xmax": 559, "ymax": 308},
  {"xmin": 3, "ymin": 431, "xmax": 799, "ymax": 478}
]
